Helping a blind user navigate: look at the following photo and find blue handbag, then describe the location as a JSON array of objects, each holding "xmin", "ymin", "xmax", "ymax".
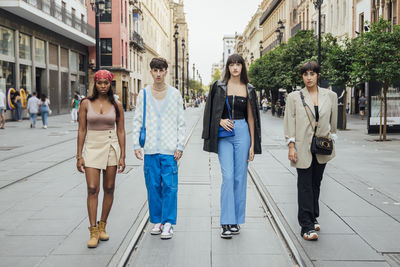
[
  {"xmin": 218, "ymin": 97, "xmax": 235, "ymax": 138},
  {"xmin": 139, "ymin": 89, "xmax": 146, "ymax": 147}
]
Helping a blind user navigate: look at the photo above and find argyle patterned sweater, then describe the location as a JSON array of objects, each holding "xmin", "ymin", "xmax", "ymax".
[{"xmin": 132, "ymin": 85, "xmax": 186, "ymax": 155}]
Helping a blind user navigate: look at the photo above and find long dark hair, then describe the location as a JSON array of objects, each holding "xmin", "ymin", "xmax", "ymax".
[
  {"xmin": 222, "ymin": 54, "xmax": 249, "ymax": 84},
  {"xmin": 85, "ymin": 82, "xmax": 120, "ymax": 120}
]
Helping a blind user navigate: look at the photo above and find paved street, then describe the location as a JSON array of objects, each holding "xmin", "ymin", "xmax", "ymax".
[
  {"xmin": 252, "ymin": 111, "xmax": 400, "ymax": 266},
  {"xmin": 1, "ymin": 108, "xmax": 400, "ymax": 267}
]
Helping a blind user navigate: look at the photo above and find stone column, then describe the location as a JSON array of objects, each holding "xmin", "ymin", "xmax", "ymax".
[
  {"xmin": 15, "ymin": 29, "xmax": 20, "ymax": 91},
  {"xmin": 32, "ymin": 36, "xmax": 36, "ymax": 92},
  {"xmin": 57, "ymin": 45, "xmax": 61, "ymax": 114}
]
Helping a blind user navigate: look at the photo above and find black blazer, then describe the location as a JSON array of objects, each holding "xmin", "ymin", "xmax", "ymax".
[{"xmin": 202, "ymin": 80, "xmax": 262, "ymax": 154}]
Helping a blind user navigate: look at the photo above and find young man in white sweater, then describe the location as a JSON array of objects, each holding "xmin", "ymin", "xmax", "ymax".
[{"xmin": 133, "ymin": 57, "xmax": 186, "ymax": 239}]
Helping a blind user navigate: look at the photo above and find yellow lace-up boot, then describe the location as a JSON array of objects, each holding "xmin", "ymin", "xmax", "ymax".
[
  {"xmin": 98, "ymin": 220, "xmax": 110, "ymax": 241},
  {"xmin": 87, "ymin": 225, "xmax": 100, "ymax": 248}
]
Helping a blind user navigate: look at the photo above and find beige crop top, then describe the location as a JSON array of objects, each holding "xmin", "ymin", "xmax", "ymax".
[{"xmin": 86, "ymin": 100, "xmax": 116, "ymax": 130}]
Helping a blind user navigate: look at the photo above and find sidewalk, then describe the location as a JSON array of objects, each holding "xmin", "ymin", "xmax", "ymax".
[
  {"xmin": 250, "ymin": 112, "xmax": 400, "ymax": 266},
  {"xmin": 128, "ymin": 111, "xmax": 292, "ymax": 267},
  {"xmin": 0, "ymin": 108, "xmax": 201, "ymax": 267}
]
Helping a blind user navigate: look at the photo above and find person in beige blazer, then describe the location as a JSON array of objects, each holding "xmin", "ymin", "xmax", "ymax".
[{"xmin": 284, "ymin": 61, "xmax": 338, "ymax": 241}]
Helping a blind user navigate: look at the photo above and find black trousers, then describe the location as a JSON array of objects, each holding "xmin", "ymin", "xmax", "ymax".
[{"xmin": 296, "ymin": 154, "xmax": 326, "ymax": 234}]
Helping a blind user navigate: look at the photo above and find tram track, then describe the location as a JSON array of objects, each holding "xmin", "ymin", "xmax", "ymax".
[
  {"xmin": 116, "ymin": 114, "xmax": 312, "ymax": 267},
  {"xmin": 115, "ymin": 113, "xmax": 201, "ymax": 267},
  {"xmin": 248, "ymin": 166, "xmax": 313, "ymax": 267},
  {"xmin": 0, "ymin": 130, "xmax": 133, "ymax": 190}
]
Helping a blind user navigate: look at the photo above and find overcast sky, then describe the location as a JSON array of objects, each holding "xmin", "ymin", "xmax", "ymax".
[{"xmin": 183, "ymin": 0, "xmax": 262, "ymax": 85}]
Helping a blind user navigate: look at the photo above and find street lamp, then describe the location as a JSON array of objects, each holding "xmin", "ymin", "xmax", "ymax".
[
  {"xmin": 259, "ymin": 40, "xmax": 263, "ymax": 58},
  {"xmin": 275, "ymin": 19, "xmax": 285, "ymax": 45},
  {"xmin": 313, "ymin": 0, "xmax": 324, "ymax": 67},
  {"xmin": 250, "ymin": 52, "xmax": 254, "ymax": 63},
  {"xmin": 90, "ymin": 0, "xmax": 105, "ymax": 70},
  {"xmin": 186, "ymin": 52, "xmax": 189, "ymax": 97},
  {"xmin": 181, "ymin": 38, "xmax": 185, "ymax": 97},
  {"xmin": 174, "ymin": 24, "xmax": 179, "ymax": 90},
  {"xmin": 192, "ymin": 63, "xmax": 195, "ymax": 80}
]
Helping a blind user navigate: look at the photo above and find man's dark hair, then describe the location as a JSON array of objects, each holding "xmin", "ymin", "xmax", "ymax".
[
  {"xmin": 150, "ymin": 57, "xmax": 168, "ymax": 70},
  {"xmin": 32, "ymin": 92, "xmax": 37, "ymax": 96},
  {"xmin": 223, "ymin": 54, "xmax": 249, "ymax": 84},
  {"xmin": 300, "ymin": 61, "xmax": 320, "ymax": 75}
]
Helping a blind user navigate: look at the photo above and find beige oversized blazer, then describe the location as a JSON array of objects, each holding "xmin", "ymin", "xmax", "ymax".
[{"xmin": 284, "ymin": 87, "xmax": 338, "ymax": 169}]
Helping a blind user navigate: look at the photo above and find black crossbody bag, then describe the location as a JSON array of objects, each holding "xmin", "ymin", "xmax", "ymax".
[{"xmin": 300, "ymin": 90, "xmax": 333, "ymax": 155}]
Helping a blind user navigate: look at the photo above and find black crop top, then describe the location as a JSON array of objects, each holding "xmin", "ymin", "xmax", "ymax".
[
  {"xmin": 314, "ymin": 106, "xmax": 319, "ymax": 122},
  {"xmin": 221, "ymin": 95, "xmax": 247, "ymax": 120}
]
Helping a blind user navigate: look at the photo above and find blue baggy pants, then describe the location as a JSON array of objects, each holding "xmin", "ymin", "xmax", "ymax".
[
  {"xmin": 144, "ymin": 154, "xmax": 178, "ymax": 225},
  {"xmin": 218, "ymin": 119, "xmax": 251, "ymax": 225}
]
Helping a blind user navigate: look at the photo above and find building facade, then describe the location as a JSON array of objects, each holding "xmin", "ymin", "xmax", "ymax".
[
  {"xmin": 234, "ymin": 7, "xmax": 263, "ymax": 67},
  {"xmin": 129, "ymin": 0, "xmax": 145, "ymax": 108},
  {"xmin": 87, "ymin": 0, "xmax": 131, "ymax": 110},
  {"xmin": 0, "ymin": 0, "xmax": 94, "ymax": 117},
  {"xmin": 141, "ymin": 0, "xmax": 172, "ymax": 88},
  {"xmin": 259, "ymin": 0, "xmax": 292, "ymax": 53},
  {"xmin": 222, "ymin": 35, "xmax": 235, "ymax": 65},
  {"xmin": 170, "ymin": 0, "xmax": 189, "ymax": 97}
]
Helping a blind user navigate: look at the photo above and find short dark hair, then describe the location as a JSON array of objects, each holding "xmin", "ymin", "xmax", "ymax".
[
  {"xmin": 32, "ymin": 92, "xmax": 37, "ymax": 96},
  {"xmin": 300, "ymin": 61, "xmax": 320, "ymax": 75},
  {"xmin": 223, "ymin": 54, "xmax": 249, "ymax": 84},
  {"xmin": 150, "ymin": 57, "xmax": 168, "ymax": 70}
]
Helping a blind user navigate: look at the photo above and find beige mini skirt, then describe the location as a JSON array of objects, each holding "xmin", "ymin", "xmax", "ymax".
[{"xmin": 83, "ymin": 130, "xmax": 121, "ymax": 170}]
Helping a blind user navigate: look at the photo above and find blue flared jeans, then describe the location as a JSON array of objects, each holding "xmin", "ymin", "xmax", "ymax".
[{"xmin": 218, "ymin": 119, "xmax": 250, "ymax": 225}]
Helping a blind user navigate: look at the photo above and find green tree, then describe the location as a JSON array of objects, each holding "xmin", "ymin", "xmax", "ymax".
[
  {"xmin": 351, "ymin": 18, "xmax": 400, "ymax": 140},
  {"xmin": 189, "ymin": 79, "xmax": 205, "ymax": 95},
  {"xmin": 211, "ymin": 69, "xmax": 221, "ymax": 84}
]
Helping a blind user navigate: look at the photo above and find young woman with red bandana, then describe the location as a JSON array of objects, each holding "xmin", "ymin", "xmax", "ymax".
[{"xmin": 76, "ymin": 70, "xmax": 126, "ymax": 248}]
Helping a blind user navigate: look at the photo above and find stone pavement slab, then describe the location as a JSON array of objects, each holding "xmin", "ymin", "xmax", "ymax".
[
  {"xmin": 0, "ymin": 108, "xmax": 202, "ymax": 267},
  {"xmin": 250, "ymin": 112, "xmax": 400, "ymax": 266},
  {"xmin": 128, "ymin": 113, "xmax": 292, "ymax": 267}
]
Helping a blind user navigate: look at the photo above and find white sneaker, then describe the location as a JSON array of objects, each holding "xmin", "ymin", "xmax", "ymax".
[
  {"xmin": 43, "ymin": 125, "xmax": 47, "ymax": 129},
  {"xmin": 150, "ymin": 223, "xmax": 162, "ymax": 235},
  {"xmin": 160, "ymin": 222, "xmax": 173, "ymax": 239}
]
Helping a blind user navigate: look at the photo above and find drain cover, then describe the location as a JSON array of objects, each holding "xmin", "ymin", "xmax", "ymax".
[{"xmin": 384, "ymin": 253, "xmax": 400, "ymax": 265}]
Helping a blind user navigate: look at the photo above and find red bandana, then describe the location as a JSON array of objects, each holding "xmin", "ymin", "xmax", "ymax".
[{"xmin": 94, "ymin": 70, "xmax": 114, "ymax": 83}]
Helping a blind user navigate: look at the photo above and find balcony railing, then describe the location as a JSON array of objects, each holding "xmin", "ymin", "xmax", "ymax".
[
  {"xmin": 130, "ymin": 31, "xmax": 145, "ymax": 52},
  {"xmin": 21, "ymin": 0, "xmax": 95, "ymax": 38}
]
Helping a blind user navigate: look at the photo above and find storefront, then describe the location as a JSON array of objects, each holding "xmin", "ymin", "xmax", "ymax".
[{"xmin": 0, "ymin": 9, "xmax": 89, "ymax": 118}]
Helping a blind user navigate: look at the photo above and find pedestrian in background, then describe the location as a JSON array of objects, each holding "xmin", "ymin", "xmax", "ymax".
[
  {"xmin": 27, "ymin": 92, "xmax": 40, "ymax": 128},
  {"xmin": 284, "ymin": 61, "xmax": 338, "ymax": 241},
  {"xmin": 359, "ymin": 94, "xmax": 367, "ymax": 120},
  {"xmin": 39, "ymin": 94, "xmax": 50, "ymax": 129},
  {"xmin": 14, "ymin": 91, "xmax": 23, "ymax": 121},
  {"xmin": 71, "ymin": 94, "xmax": 79, "ymax": 123},
  {"xmin": 261, "ymin": 96, "xmax": 268, "ymax": 113},
  {"xmin": 133, "ymin": 57, "xmax": 186, "ymax": 240},
  {"xmin": 0, "ymin": 90, "xmax": 6, "ymax": 129},
  {"xmin": 202, "ymin": 54, "xmax": 262, "ymax": 239},
  {"xmin": 76, "ymin": 69, "xmax": 126, "ymax": 248}
]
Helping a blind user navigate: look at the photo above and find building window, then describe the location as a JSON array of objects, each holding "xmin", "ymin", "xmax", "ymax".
[
  {"xmin": 79, "ymin": 54, "xmax": 85, "ymax": 72},
  {"xmin": 35, "ymin": 39, "xmax": 46, "ymax": 65},
  {"xmin": 100, "ymin": 0, "xmax": 112, "ymax": 22},
  {"xmin": 100, "ymin": 38, "xmax": 112, "ymax": 66},
  {"xmin": 61, "ymin": 48, "xmax": 69, "ymax": 68},
  {"xmin": 0, "ymin": 26, "xmax": 15, "ymax": 57},
  {"xmin": 359, "ymin": 12, "xmax": 365, "ymax": 33},
  {"xmin": 0, "ymin": 61, "xmax": 15, "ymax": 95},
  {"xmin": 49, "ymin": 43, "xmax": 58, "ymax": 66},
  {"xmin": 20, "ymin": 65, "xmax": 32, "ymax": 92},
  {"xmin": 70, "ymin": 51, "xmax": 78, "ymax": 73},
  {"xmin": 19, "ymin": 33, "xmax": 31, "ymax": 60}
]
